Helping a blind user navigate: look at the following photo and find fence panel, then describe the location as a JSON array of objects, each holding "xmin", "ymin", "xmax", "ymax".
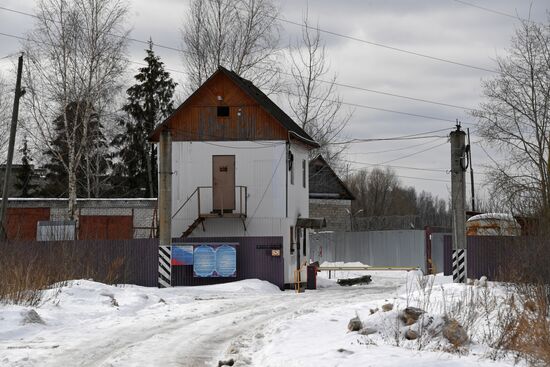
[
  {"xmin": 442, "ymin": 235, "xmax": 540, "ymax": 280},
  {"xmin": 310, "ymin": 230, "xmax": 426, "ymax": 272}
]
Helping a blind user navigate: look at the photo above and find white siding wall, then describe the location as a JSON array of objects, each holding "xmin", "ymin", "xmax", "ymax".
[{"xmin": 171, "ymin": 140, "xmax": 311, "ymax": 284}]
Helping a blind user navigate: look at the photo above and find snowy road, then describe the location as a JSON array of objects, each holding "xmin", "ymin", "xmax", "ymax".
[{"xmin": 0, "ymin": 271, "xmax": 516, "ymax": 366}]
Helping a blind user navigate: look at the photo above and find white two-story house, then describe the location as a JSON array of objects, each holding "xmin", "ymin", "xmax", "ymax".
[{"xmin": 149, "ymin": 66, "xmax": 321, "ymax": 289}]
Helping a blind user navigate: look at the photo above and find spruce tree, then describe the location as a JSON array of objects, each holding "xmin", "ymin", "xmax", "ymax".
[
  {"xmin": 14, "ymin": 135, "xmax": 36, "ymax": 197},
  {"xmin": 113, "ymin": 42, "xmax": 176, "ymax": 198},
  {"xmin": 41, "ymin": 101, "xmax": 107, "ymax": 198}
]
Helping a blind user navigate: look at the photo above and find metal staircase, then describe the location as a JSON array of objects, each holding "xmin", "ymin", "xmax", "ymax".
[{"xmin": 173, "ymin": 186, "xmax": 248, "ymax": 238}]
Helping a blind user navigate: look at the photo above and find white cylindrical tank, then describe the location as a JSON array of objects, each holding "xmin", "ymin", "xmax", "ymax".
[{"xmin": 466, "ymin": 213, "xmax": 521, "ymax": 236}]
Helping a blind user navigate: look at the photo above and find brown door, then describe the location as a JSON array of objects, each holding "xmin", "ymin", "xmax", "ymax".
[{"xmin": 213, "ymin": 155, "xmax": 235, "ymax": 212}]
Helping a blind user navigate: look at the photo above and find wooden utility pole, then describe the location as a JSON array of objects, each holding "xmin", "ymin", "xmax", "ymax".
[
  {"xmin": 157, "ymin": 129, "xmax": 172, "ymax": 287},
  {"xmin": 450, "ymin": 122, "xmax": 467, "ymax": 283},
  {"xmin": 0, "ymin": 54, "xmax": 24, "ymax": 240}
]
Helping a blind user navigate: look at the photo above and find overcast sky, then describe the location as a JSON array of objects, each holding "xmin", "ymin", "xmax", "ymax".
[{"xmin": 0, "ymin": 0, "xmax": 549, "ymax": 202}]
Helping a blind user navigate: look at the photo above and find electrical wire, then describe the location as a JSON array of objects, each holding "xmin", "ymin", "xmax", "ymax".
[
  {"xmin": 329, "ymin": 128, "xmax": 451, "ymax": 145},
  {"xmin": 378, "ymin": 141, "xmax": 448, "ymax": 165},
  {"xmin": 246, "ymin": 148, "xmax": 286, "ymax": 225},
  {"xmin": 348, "ymin": 137, "xmax": 442, "ymax": 154},
  {"xmin": 0, "ymin": 30, "xmax": 472, "ymax": 127},
  {"xmin": 272, "ymin": 15, "xmax": 498, "ymax": 74},
  {"xmin": 452, "ymin": 0, "xmax": 542, "ymax": 24},
  {"xmin": 0, "ymin": 3, "xmax": 500, "ymax": 75}
]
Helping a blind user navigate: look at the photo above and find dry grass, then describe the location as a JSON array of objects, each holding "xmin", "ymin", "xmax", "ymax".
[
  {"xmin": 493, "ymin": 234, "xmax": 550, "ymax": 366},
  {"xmin": 0, "ymin": 240, "xmax": 129, "ymax": 306}
]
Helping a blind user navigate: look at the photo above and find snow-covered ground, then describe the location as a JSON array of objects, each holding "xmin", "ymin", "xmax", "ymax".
[{"xmin": 0, "ymin": 267, "xmax": 518, "ymax": 367}]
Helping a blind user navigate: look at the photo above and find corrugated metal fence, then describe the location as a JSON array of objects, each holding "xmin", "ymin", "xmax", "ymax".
[
  {"xmin": 442, "ymin": 235, "xmax": 545, "ymax": 280},
  {"xmin": 172, "ymin": 237, "xmax": 284, "ymax": 289},
  {"xmin": 310, "ymin": 230, "xmax": 427, "ymax": 272},
  {"xmin": 1, "ymin": 236, "xmax": 284, "ymax": 289},
  {"xmin": 1, "ymin": 239, "xmax": 159, "ymax": 287}
]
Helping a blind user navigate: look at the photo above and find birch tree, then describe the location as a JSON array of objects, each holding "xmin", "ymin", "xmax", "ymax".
[
  {"xmin": 475, "ymin": 19, "xmax": 550, "ymax": 216},
  {"xmin": 181, "ymin": 0, "xmax": 281, "ymax": 92},
  {"xmin": 0, "ymin": 74, "xmax": 10, "ymax": 164},
  {"xmin": 287, "ymin": 13, "xmax": 352, "ymax": 168},
  {"xmin": 23, "ymin": 0, "xmax": 129, "ymax": 218}
]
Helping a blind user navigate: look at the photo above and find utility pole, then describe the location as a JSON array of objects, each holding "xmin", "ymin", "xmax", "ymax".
[
  {"xmin": 450, "ymin": 121, "xmax": 467, "ymax": 283},
  {"xmin": 0, "ymin": 54, "xmax": 24, "ymax": 240},
  {"xmin": 157, "ymin": 129, "xmax": 172, "ymax": 288}
]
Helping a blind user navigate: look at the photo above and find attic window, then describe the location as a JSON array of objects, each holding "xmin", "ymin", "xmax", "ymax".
[{"xmin": 217, "ymin": 106, "xmax": 230, "ymax": 117}]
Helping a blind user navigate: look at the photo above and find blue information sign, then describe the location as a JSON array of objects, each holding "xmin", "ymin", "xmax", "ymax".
[
  {"xmin": 192, "ymin": 243, "xmax": 237, "ymax": 277},
  {"xmin": 193, "ymin": 245, "xmax": 216, "ymax": 277},
  {"xmin": 216, "ymin": 245, "xmax": 237, "ymax": 277}
]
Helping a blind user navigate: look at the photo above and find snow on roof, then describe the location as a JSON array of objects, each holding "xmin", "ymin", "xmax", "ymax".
[{"xmin": 467, "ymin": 213, "xmax": 517, "ymax": 222}]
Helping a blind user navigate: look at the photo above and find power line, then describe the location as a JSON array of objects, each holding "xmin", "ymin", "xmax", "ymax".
[
  {"xmin": 0, "ymin": 30, "xmax": 473, "ymax": 127},
  {"xmin": 252, "ymin": 65, "xmax": 476, "ymax": 111},
  {"xmin": 330, "ymin": 128, "xmax": 451, "ymax": 145},
  {"xmin": 0, "ymin": 3, "xmax": 500, "ymax": 75},
  {"xmin": 273, "ymin": 15, "xmax": 498, "ymax": 74},
  {"xmin": 452, "ymin": 0, "xmax": 542, "ymax": 24},
  {"xmin": 348, "ymin": 137, "xmax": 442, "ymax": 154},
  {"xmin": 285, "ymin": 90, "xmax": 461, "ymax": 124},
  {"xmin": 378, "ymin": 141, "xmax": 448, "ymax": 165},
  {"xmin": 342, "ymin": 159, "xmax": 448, "ymax": 173},
  {"xmin": 0, "ymin": 4, "xmax": 492, "ymax": 116},
  {"xmin": 0, "ymin": 5, "xmax": 185, "ymax": 53}
]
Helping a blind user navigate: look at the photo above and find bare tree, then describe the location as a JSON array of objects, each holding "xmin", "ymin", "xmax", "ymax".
[
  {"xmin": 181, "ymin": 0, "xmax": 281, "ymax": 92},
  {"xmin": 475, "ymin": 18, "xmax": 550, "ymax": 216},
  {"xmin": 287, "ymin": 12, "xmax": 352, "ymax": 169},
  {"xmin": 23, "ymin": 0, "xmax": 129, "ymax": 218},
  {"xmin": 0, "ymin": 73, "xmax": 11, "ymax": 164}
]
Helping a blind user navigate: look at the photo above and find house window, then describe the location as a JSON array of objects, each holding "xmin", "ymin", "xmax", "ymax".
[
  {"xmin": 217, "ymin": 106, "xmax": 230, "ymax": 117},
  {"xmin": 302, "ymin": 159, "xmax": 306, "ymax": 188}
]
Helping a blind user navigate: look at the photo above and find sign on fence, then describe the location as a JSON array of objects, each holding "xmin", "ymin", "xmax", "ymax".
[
  {"xmin": 171, "ymin": 245, "xmax": 194, "ymax": 265},
  {"xmin": 193, "ymin": 244, "xmax": 237, "ymax": 278}
]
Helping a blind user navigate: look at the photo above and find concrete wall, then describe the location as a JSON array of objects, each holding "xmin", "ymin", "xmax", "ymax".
[
  {"xmin": 309, "ymin": 198, "xmax": 351, "ymax": 231},
  {"xmin": 171, "ymin": 140, "xmax": 310, "ymax": 284},
  {"xmin": 310, "ymin": 230, "xmax": 427, "ymax": 273}
]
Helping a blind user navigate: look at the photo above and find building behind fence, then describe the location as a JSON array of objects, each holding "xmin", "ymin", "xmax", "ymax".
[{"xmin": 6, "ymin": 198, "xmax": 157, "ymax": 240}]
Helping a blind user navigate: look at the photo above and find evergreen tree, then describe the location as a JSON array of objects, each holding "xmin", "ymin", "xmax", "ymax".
[
  {"xmin": 41, "ymin": 101, "xmax": 107, "ymax": 198},
  {"xmin": 113, "ymin": 43, "xmax": 176, "ymax": 197},
  {"xmin": 14, "ymin": 135, "xmax": 37, "ymax": 197}
]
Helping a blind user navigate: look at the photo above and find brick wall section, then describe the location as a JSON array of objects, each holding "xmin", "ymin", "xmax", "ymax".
[
  {"xmin": 309, "ymin": 198, "xmax": 352, "ymax": 231},
  {"xmin": 7, "ymin": 199, "xmax": 157, "ymax": 239},
  {"xmin": 133, "ymin": 208, "xmax": 157, "ymax": 238}
]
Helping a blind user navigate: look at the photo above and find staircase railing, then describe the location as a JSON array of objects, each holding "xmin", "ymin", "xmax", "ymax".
[{"xmin": 172, "ymin": 186, "xmax": 247, "ymax": 220}]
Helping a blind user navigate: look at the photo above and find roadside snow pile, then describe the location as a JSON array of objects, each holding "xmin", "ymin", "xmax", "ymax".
[{"xmin": 244, "ymin": 272, "xmax": 521, "ymax": 367}]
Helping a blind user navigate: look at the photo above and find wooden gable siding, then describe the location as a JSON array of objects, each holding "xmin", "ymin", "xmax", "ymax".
[{"xmin": 168, "ymin": 72, "xmax": 288, "ymax": 142}]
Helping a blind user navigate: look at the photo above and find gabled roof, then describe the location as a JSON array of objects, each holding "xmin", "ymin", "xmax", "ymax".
[
  {"xmin": 309, "ymin": 155, "xmax": 355, "ymax": 200},
  {"xmin": 149, "ymin": 66, "xmax": 319, "ymax": 148}
]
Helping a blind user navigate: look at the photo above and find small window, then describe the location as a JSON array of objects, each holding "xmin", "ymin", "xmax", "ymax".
[
  {"xmin": 302, "ymin": 159, "xmax": 306, "ymax": 188},
  {"xmin": 217, "ymin": 106, "xmax": 230, "ymax": 117}
]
